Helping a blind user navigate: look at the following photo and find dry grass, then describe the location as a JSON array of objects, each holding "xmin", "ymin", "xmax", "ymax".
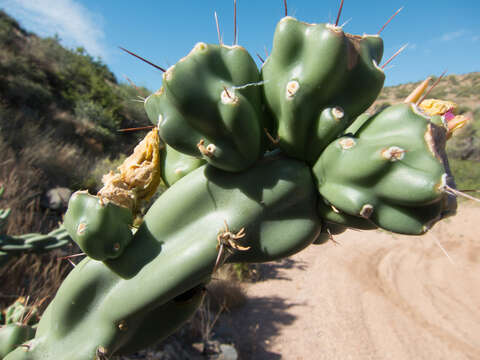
[
  {"xmin": 0, "ymin": 139, "xmax": 57, "ymax": 235},
  {"xmin": 0, "ymin": 251, "xmax": 74, "ymax": 313}
]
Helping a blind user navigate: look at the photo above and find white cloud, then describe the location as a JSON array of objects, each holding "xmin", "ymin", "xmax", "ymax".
[
  {"xmin": 0, "ymin": 0, "xmax": 107, "ymax": 59},
  {"xmin": 439, "ymin": 30, "xmax": 468, "ymax": 42}
]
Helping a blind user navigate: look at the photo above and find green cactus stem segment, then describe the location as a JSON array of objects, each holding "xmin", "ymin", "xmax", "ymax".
[
  {"xmin": 64, "ymin": 191, "xmax": 134, "ymax": 261},
  {"xmin": 261, "ymin": 16, "xmax": 385, "ymax": 163},
  {"xmin": 313, "ymin": 103, "xmax": 457, "ymax": 235},
  {"xmin": 6, "ymin": 156, "xmax": 321, "ymax": 359},
  {"xmin": 144, "ymin": 43, "xmax": 265, "ymax": 172}
]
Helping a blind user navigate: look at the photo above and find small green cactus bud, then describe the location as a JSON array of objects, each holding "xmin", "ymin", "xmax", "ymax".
[{"xmin": 64, "ymin": 191, "xmax": 133, "ymax": 261}]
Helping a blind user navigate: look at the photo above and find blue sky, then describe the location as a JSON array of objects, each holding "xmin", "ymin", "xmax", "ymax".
[{"xmin": 1, "ymin": 0, "xmax": 479, "ymax": 92}]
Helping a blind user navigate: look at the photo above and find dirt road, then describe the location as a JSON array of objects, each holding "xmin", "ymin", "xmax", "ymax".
[{"xmin": 218, "ymin": 204, "xmax": 480, "ymax": 359}]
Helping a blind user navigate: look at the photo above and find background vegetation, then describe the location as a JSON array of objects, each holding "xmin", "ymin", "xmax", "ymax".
[{"xmin": 0, "ymin": 10, "xmax": 152, "ymax": 235}]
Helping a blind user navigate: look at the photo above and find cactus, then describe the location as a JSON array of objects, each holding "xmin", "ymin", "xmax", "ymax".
[
  {"xmin": 261, "ymin": 16, "xmax": 385, "ymax": 164},
  {"xmin": 144, "ymin": 43, "xmax": 266, "ymax": 172},
  {"xmin": 313, "ymin": 103, "xmax": 457, "ymax": 234},
  {"xmin": 5, "ymin": 155, "xmax": 320, "ymax": 359},
  {"xmin": 3, "ymin": 4, "xmax": 467, "ymax": 359}
]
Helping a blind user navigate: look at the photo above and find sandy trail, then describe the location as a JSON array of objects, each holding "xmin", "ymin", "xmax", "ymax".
[{"xmin": 217, "ymin": 204, "xmax": 480, "ymax": 359}]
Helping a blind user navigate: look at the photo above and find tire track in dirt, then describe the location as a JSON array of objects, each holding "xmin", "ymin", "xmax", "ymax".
[{"xmin": 219, "ymin": 204, "xmax": 480, "ymax": 359}]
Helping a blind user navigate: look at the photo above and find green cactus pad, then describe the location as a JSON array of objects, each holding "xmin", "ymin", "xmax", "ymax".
[
  {"xmin": 6, "ymin": 156, "xmax": 320, "ymax": 359},
  {"xmin": 145, "ymin": 43, "xmax": 265, "ymax": 172},
  {"xmin": 313, "ymin": 103, "xmax": 457, "ymax": 234},
  {"xmin": 64, "ymin": 191, "xmax": 134, "ymax": 261},
  {"xmin": 160, "ymin": 143, "xmax": 206, "ymax": 187},
  {"xmin": 261, "ymin": 16, "xmax": 385, "ymax": 163}
]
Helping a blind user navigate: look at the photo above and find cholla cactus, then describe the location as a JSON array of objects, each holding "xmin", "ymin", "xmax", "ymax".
[
  {"xmin": 3, "ymin": 2, "xmax": 470, "ymax": 359},
  {"xmin": 0, "ymin": 186, "xmax": 71, "ymax": 266}
]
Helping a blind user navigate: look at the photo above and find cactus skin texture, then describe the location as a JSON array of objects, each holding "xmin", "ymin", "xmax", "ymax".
[
  {"xmin": 63, "ymin": 191, "xmax": 133, "ymax": 261},
  {"xmin": 0, "ymin": 186, "xmax": 71, "ymax": 266},
  {"xmin": 313, "ymin": 103, "xmax": 457, "ymax": 235},
  {"xmin": 160, "ymin": 143, "xmax": 206, "ymax": 187},
  {"xmin": 261, "ymin": 17, "xmax": 385, "ymax": 164},
  {"xmin": 5, "ymin": 156, "xmax": 320, "ymax": 359},
  {"xmin": 144, "ymin": 43, "xmax": 265, "ymax": 172},
  {"xmin": 0, "ymin": 324, "xmax": 35, "ymax": 358}
]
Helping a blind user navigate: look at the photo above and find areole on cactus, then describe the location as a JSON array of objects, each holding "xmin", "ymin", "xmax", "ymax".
[{"xmin": 3, "ymin": 1, "xmax": 472, "ymax": 359}]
